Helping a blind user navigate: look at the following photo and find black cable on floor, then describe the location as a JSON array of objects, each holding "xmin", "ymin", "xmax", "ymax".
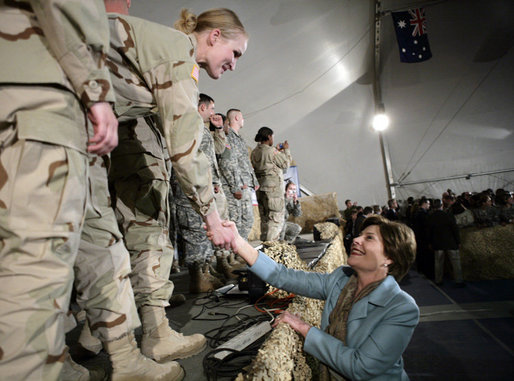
[
  {"xmin": 202, "ymin": 335, "xmax": 269, "ymax": 381},
  {"xmin": 204, "ymin": 314, "xmax": 267, "ymax": 348},
  {"xmin": 190, "ymin": 291, "xmax": 262, "ymax": 321},
  {"xmin": 190, "ymin": 292, "xmax": 275, "ymax": 379}
]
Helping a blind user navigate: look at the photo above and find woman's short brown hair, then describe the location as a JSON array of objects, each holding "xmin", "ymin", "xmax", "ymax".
[{"xmin": 360, "ymin": 215, "xmax": 416, "ymax": 281}]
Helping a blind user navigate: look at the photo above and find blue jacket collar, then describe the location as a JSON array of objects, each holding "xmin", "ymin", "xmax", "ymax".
[{"xmin": 347, "ymin": 275, "xmax": 400, "ymax": 321}]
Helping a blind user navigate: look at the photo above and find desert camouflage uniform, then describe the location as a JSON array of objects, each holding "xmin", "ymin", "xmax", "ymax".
[
  {"xmin": 171, "ymin": 126, "xmax": 224, "ymax": 265},
  {"xmin": 0, "ymin": 1, "xmax": 116, "ymax": 379},
  {"xmin": 106, "ymin": 14, "xmax": 216, "ymax": 304},
  {"xmin": 219, "ymin": 128, "xmax": 258, "ymax": 240},
  {"xmin": 108, "ymin": 116, "xmax": 173, "ymax": 309},
  {"xmin": 75, "ymin": 152, "xmax": 140, "ymax": 341},
  {"xmin": 251, "ymin": 144, "xmax": 292, "ymax": 241}
]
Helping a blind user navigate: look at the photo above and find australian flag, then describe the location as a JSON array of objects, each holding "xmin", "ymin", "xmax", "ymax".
[{"xmin": 391, "ymin": 8, "xmax": 432, "ymax": 63}]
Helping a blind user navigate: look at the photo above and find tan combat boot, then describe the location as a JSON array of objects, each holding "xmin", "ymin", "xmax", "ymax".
[
  {"xmin": 228, "ymin": 251, "xmax": 248, "ymax": 266},
  {"xmin": 215, "ymin": 250, "xmax": 230, "ymax": 277},
  {"xmin": 78, "ymin": 319, "xmax": 102, "ymax": 355},
  {"xmin": 61, "ymin": 352, "xmax": 106, "ymax": 381},
  {"xmin": 205, "ymin": 258, "xmax": 226, "ymax": 284},
  {"xmin": 218, "ymin": 251, "xmax": 247, "ymax": 280},
  {"xmin": 104, "ymin": 333, "xmax": 183, "ymax": 381},
  {"xmin": 140, "ymin": 305, "xmax": 207, "ymax": 362},
  {"xmin": 188, "ymin": 262, "xmax": 223, "ymax": 293}
]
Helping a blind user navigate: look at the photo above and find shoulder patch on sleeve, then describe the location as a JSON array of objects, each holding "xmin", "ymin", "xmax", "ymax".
[{"xmin": 191, "ymin": 65, "xmax": 200, "ymax": 83}]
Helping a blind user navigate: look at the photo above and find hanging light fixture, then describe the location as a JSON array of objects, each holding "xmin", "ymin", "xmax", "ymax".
[{"xmin": 372, "ymin": 103, "xmax": 389, "ymax": 131}]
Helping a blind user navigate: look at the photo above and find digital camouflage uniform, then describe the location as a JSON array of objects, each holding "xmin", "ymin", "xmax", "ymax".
[
  {"xmin": 106, "ymin": 14, "xmax": 216, "ymax": 304},
  {"xmin": 171, "ymin": 126, "xmax": 225, "ymax": 266},
  {"xmin": 219, "ymin": 128, "xmax": 258, "ymax": 240},
  {"xmin": 0, "ymin": 1, "xmax": 116, "ymax": 379},
  {"xmin": 210, "ymin": 128, "xmax": 229, "ymax": 220},
  {"xmin": 251, "ymin": 144, "xmax": 292, "ymax": 241},
  {"xmin": 202, "ymin": 126, "xmax": 228, "ymax": 220}
]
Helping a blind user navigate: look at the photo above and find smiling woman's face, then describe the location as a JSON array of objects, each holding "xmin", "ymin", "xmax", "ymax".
[
  {"xmin": 348, "ymin": 225, "xmax": 391, "ymax": 274},
  {"xmin": 203, "ymin": 32, "xmax": 248, "ymax": 79}
]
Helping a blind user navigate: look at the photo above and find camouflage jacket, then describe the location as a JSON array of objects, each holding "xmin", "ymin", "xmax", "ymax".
[
  {"xmin": 219, "ymin": 128, "xmax": 258, "ymax": 194},
  {"xmin": 105, "ymin": 13, "xmax": 215, "ymax": 217},
  {"xmin": 0, "ymin": 0, "xmax": 115, "ymax": 150},
  {"xmin": 285, "ymin": 197, "xmax": 302, "ymax": 220},
  {"xmin": 211, "ymin": 128, "xmax": 227, "ymax": 155},
  {"xmin": 251, "ymin": 143, "xmax": 291, "ymax": 194},
  {"xmin": 200, "ymin": 126, "xmax": 220, "ymax": 185}
]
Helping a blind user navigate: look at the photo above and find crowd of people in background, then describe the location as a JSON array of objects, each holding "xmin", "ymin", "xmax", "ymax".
[
  {"xmin": 343, "ymin": 188, "xmax": 513, "ymax": 233},
  {"xmin": 0, "ymin": 1, "xmax": 510, "ymax": 379},
  {"xmin": 342, "ymin": 187, "xmax": 513, "ymax": 287}
]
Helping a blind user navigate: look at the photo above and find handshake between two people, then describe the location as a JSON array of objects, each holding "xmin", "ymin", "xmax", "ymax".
[
  {"xmin": 204, "ymin": 215, "xmax": 311, "ymax": 338},
  {"xmin": 204, "ymin": 219, "xmax": 249, "ymax": 258},
  {"xmin": 203, "ymin": 212, "xmax": 258, "ymax": 266}
]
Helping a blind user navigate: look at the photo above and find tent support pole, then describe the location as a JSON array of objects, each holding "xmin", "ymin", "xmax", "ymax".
[{"xmin": 373, "ymin": 0, "xmax": 396, "ymax": 200}]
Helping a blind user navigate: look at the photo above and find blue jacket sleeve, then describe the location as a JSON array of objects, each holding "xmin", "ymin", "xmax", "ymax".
[{"xmin": 249, "ymin": 251, "xmax": 333, "ymax": 300}]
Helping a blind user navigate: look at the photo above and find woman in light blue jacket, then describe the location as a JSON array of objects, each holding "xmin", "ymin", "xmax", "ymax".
[{"xmin": 212, "ymin": 215, "xmax": 419, "ymax": 380}]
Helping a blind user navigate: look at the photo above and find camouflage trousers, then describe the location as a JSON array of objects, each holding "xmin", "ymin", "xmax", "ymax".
[
  {"xmin": 279, "ymin": 221, "xmax": 302, "ymax": 243},
  {"xmin": 0, "ymin": 88, "xmax": 89, "ymax": 380},
  {"xmin": 74, "ymin": 154, "xmax": 140, "ymax": 342},
  {"xmin": 171, "ymin": 174, "xmax": 214, "ymax": 266},
  {"xmin": 109, "ymin": 119, "xmax": 174, "ymax": 308},
  {"xmin": 224, "ymin": 186, "xmax": 254, "ymax": 241},
  {"xmin": 256, "ymin": 190, "xmax": 285, "ymax": 242}
]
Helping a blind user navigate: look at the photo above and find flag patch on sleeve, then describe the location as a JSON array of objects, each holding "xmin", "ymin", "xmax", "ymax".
[{"xmin": 191, "ymin": 65, "xmax": 200, "ymax": 83}]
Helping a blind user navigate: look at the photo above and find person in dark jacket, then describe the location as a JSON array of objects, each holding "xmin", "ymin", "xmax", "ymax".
[
  {"xmin": 413, "ymin": 197, "xmax": 431, "ymax": 276},
  {"xmin": 427, "ymin": 199, "xmax": 464, "ymax": 286},
  {"xmin": 385, "ymin": 198, "xmax": 399, "ymax": 221}
]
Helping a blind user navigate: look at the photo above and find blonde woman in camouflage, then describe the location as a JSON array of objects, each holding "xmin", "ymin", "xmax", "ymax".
[{"xmin": 82, "ymin": 2, "xmax": 249, "ymax": 378}]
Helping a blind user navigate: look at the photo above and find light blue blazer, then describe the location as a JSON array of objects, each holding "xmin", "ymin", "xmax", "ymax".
[{"xmin": 250, "ymin": 252, "xmax": 419, "ymax": 381}]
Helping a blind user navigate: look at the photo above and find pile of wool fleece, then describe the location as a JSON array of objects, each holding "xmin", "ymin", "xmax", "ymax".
[{"xmin": 236, "ymin": 227, "xmax": 346, "ymax": 380}]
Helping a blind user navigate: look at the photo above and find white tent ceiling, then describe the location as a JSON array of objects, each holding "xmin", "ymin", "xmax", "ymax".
[{"xmin": 131, "ymin": 0, "xmax": 514, "ymax": 208}]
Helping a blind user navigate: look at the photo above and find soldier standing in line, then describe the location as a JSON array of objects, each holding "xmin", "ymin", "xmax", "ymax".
[
  {"xmin": 101, "ymin": 2, "xmax": 247, "ymax": 364},
  {"xmin": 251, "ymin": 127, "xmax": 292, "ymax": 241},
  {"xmin": 0, "ymin": 1, "xmax": 120, "ymax": 380},
  {"xmin": 74, "ymin": 123, "xmax": 183, "ymax": 380},
  {"xmin": 219, "ymin": 108, "xmax": 260, "ymax": 240},
  {"xmin": 170, "ymin": 93, "xmax": 228, "ymax": 293}
]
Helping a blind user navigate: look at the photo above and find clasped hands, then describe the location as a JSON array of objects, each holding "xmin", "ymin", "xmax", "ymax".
[
  {"xmin": 206, "ymin": 220, "xmax": 312, "ymax": 338},
  {"xmin": 205, "ymin": 218, "xmax": 243, "ymax": 252}
]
